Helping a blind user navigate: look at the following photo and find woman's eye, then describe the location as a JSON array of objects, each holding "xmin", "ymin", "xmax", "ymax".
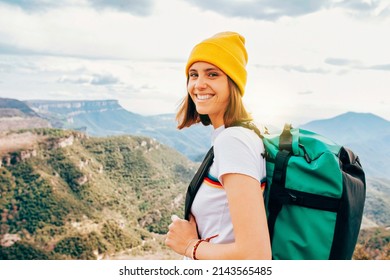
[
  {"xmin": 189, "ymin": 72, "xmax": 198, "ymax": 78},
  {"xmin": 208, "ymin": 72, "xmax": 218, "ymax": 77}
]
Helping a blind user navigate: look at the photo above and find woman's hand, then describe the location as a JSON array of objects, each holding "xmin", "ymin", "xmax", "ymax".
[{"xmin": 165, "ymin": 214, "xmax": 199, "ymax": 257}]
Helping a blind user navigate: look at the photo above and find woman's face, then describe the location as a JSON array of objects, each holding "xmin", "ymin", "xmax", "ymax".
[{"xmin": 187, "ymin": 61, "xmax": 230, "ymax": 128}]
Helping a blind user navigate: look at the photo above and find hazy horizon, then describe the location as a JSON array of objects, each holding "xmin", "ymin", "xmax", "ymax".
[{"xmin": 4, "ymin": 97, "xmax": 387, "ymax": 129}]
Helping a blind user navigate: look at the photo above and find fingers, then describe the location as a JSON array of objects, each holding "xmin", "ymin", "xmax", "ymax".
[{"xmin": 166, "ymin": 215, "xmax": 181, "ymax": 249}]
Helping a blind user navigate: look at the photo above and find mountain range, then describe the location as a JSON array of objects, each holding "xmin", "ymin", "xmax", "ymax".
[
  {"xmin": 25, "ymin": 99, "xmax": 212, "ymax": 162},
  {"xmin": 2, "ymin": 97, "xmax": 389, "ymax": 179},
  {"xmin": 9, "ymin": 99, "xmax": 390, "ymax": 179}
]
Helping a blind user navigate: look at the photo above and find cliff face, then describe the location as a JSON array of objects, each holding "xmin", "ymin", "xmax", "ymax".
[
  {"xmin": 0, "ymin": 129, "xmax": 84, "ymax": 168},
  {"xmin": 27, "ymin": 100, "xmax": 122, "ymax": 116}
]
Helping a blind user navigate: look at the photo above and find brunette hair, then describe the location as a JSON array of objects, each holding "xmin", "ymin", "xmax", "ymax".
[{"xmin": 176, "ymin": 77, "xmax": 253, "ymax": 129}]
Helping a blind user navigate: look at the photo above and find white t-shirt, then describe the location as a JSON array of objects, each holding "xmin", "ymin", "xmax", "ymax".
[{"xmin": 191, "ymin": 125, "xmax": 266, "ymax": 244}]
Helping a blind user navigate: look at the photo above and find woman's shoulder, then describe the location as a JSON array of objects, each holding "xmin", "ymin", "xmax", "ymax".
[
  {"xmin": 218, "ymin": 126, "xmax": 260, "ymax": 142},
  {"xmin": 213, "ymin": 125, "xmax": 265, "ymax": 182},
  {"xmin": 214, "ymin": 126, "xmax": 263, "ymax": 151}
]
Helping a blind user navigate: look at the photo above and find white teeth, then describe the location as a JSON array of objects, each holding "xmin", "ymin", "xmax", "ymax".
[{"xmin": 197, "ymin": 94, "xmax": 213, "ymax": 100}]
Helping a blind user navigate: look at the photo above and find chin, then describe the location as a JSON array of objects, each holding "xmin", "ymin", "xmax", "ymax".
[
  {"xmin": 197, "ymin": 111, "xmax": 209, "ymax": 116},
  {"xmin": 195, "ymin": 106, "xmax": 209, "ymax": 115}
]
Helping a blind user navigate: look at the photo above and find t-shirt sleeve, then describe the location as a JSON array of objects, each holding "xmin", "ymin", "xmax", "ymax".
[{"xmin": 213, "ymin": 127, "xmax": 265, "ymax": 185}]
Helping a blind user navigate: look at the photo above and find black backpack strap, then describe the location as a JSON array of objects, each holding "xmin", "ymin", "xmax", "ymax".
[
  {"xmin": 184, "ymin": 147, "xmax": 214, "ymax": 220},
  {"xmin": 267, "ymin": 149, "xmax": 292, "ymax": 243},
  {"xmin": 266, "ymin": 123, "xmax": 293, "ymax": 244}
]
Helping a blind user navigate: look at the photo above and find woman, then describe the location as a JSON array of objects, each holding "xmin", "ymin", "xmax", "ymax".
[{"xmin": 165, "ymin": 32, "xmax": 271, "ymax": 260}]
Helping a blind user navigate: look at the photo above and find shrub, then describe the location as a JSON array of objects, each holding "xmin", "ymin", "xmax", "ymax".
[
  {"xmin": 101, "ymin": 220, "xmax": 140, "ymax": 251},
  {"xmin": 354, "ymin": 227, "xmax": 390, "ymax": 260},
  {"xmin": 47, "ymin": 150, "xmax": 85, "ymax": 192},
  {"xmin": 0, "ymin": 242, "xmax": 50, "ymax": 260},
  {"xmin": 53, "ymin": 235, "xmax": 95, "ymax": 260},
  {"xmin": 5, "ymin": 162, "xmax": 68, "ymax": 234}
]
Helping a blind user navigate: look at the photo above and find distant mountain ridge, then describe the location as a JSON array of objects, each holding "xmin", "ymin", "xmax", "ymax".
[
  {"xmin": 0, "ymin": 97, "xmax": 50, "ymax": 131},
  {"xmin": 300, "ymin": 112, "xmax": 390, "ymax": 178},
  {"xmin": 0, "ymin": 98, "xmax": 38, "ymax": 117},
  {"xmin": 2, "ymin": 98, "xmax": 389, "ymax": 175},
  {"xmin": 27, "ymin": 99, "xmax": 123, "ymax": 119},
  {"xmin": 300, "ymin": 111, "xmax": 390, "ymax": 143},
  {"xmin": 2, "ymin": 98, "xmax": 390, "ymax": 176},
  {"xmin": 26, "ymin": 99, "xmax": 212, "ymax": 162}
]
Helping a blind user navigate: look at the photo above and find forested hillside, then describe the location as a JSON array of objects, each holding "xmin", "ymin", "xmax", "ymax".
[{"xmin": 0, "ymin": 128, "xmax": 194, "ymax": 259}]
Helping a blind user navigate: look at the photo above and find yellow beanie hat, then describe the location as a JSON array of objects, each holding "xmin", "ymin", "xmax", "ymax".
[{"xmin": 185, "ymin": 31, "xmax": 248, "ymax": 96}]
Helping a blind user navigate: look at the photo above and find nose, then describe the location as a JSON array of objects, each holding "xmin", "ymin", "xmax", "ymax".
[{"xmin": 194, "ymin": 76, "xmax": 207, "ymax": 90}]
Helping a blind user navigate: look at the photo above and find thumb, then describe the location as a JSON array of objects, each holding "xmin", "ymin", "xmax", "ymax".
[{"xmin": 171, "ymin": 214, "xmax": 180, "ymax": 222}]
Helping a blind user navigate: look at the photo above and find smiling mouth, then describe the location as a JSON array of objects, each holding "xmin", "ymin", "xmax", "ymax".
[{"xmin": 196, "ymin": 94, "xmax": 214, "ymax": 101}]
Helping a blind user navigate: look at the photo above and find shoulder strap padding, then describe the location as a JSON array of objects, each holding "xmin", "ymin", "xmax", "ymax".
[{"xmin": 184, "ymin": 147, "xmax": 214, "ymax": 220}]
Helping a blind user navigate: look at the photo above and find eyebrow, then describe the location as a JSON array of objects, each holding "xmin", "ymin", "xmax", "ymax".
[{"xmin": 189, "ymin": 67, "xmax": 221, "ymax": 72}]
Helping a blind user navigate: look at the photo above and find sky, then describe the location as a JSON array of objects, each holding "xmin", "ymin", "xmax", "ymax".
[{"xmin": 0, "ymin": 0, "xmax": 389, "ymax": 127}]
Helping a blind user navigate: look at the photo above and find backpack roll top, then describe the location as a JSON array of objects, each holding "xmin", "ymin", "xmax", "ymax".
[{"xmin": 263, "ymin": 125, "xmax": 366, "ymax": 260}]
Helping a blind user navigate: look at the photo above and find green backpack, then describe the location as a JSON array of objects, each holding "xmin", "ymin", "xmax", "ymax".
[
  {"xmin": 184, "ymin": 123, "xmax": 366, "ymax": 260},
  {"xmin": 261, "ymin": 124, "xmax": 366, "ymax": 259}
]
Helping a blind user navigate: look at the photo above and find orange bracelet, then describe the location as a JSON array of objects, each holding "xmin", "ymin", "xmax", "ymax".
[{"xmin": 192, "ymin": 234, "xmax": 219, "ymax": 260}]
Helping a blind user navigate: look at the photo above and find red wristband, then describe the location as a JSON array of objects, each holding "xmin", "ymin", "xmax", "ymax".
[
  {"xmin": 192, "ymin": 234, "xmax": 219, "ymax": 260},
  {"xmin": 192, "ymin": 239, "xmax": 203, "ymax": 260}
]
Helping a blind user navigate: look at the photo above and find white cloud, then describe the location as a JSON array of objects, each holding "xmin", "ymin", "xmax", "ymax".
[
  {"xmin": 182, "ymin": 0, "xmax": 389, "ymax": 20},
  {"xmin": 58, "ymin": 73, "xmax": 120, "ymax": 85},
  {"xmin": 0, "ymin": 0, "xmax": 155, "ymax": 15}
]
